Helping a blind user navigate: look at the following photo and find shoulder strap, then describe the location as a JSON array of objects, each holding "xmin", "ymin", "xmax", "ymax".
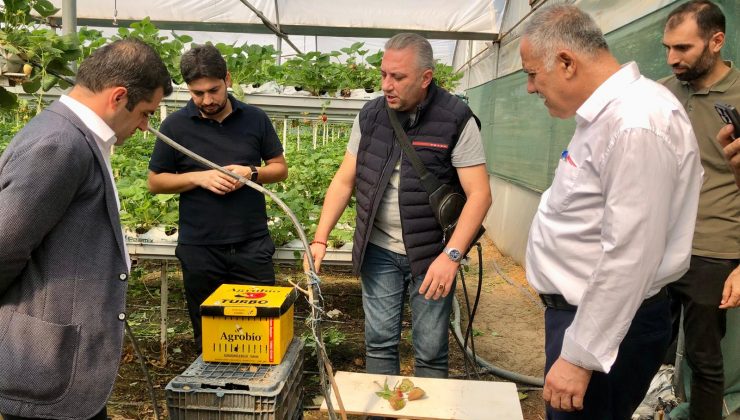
[{"xmin": 386, "ymin": 105, "xmax": 443, "ymax": 194}]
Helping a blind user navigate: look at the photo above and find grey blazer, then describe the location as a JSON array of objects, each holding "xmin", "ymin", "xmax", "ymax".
[{"xmin": 0, "ymin": 101, "xmax": 130, "ymax": 419}]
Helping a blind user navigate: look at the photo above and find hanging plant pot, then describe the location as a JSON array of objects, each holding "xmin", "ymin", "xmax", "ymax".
[
  {"xmin": 294, "ymin": 85, "xmax": 303, "ymax": 92},
  {"xmin": 319, "ymin": 89, "xmax": 327, "ymax": 96},
  {"xmin": 251, "ymin": 82, "xmax": 261, "ymax": 88},
  {"xmin": 364, "ymin": 87, "xmax": 374, "ymax": 93}
]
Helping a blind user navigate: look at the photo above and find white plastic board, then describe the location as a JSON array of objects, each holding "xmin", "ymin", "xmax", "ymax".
[{"xmin": 320, "ymin": 371, "xmax": 523, "ymax": 420}]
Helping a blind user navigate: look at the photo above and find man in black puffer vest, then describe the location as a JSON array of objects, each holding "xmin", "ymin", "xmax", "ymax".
[{"xmin": 305, "ymin": 33, "xmax": 491, "ymax": 378}]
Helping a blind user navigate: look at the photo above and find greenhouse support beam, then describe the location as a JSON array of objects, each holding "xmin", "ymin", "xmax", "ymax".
[
  {"xmin": 274, "ymin": 0, "xmax": 283, "ymax": 64},
  {"xmin": 237, "ymin": 0, "xmax": 303, "ymax": 55},
  {"xmin": 62, "ymin": 0, "xmax": 77, "ymax": 70},
  {"xmin": 62, "ymin": 0, "xmax": 76, "ymax": 38},
  {"xmin": 61, "ymin": 18, "xmax": 497, "ymax": 41},
  {"xmin": 7, "ymin": 85, "xmax": 366, "ymax": 121}
]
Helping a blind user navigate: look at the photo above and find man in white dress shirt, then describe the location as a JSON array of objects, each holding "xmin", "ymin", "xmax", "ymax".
[{"xmin": 520, "ymin": 5, "xmax": 703, "ymax": 419}]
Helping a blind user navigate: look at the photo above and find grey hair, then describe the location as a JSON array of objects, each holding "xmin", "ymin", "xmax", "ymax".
[
  {"xmin": 385, "ymin": 33, "xmax": 435, "ymax": 71},
  {"xmin": 522, "ymin": 4, "xmax": 609, "ymax": 69}
]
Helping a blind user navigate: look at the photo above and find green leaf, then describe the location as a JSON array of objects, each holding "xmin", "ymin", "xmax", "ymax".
[
  {"xmin": 41, "ymin": 74, "xmax": 58, "ymax": 91},
  {"xmin": 398, "ymin": 378, "xmax": 414, "ymax": 393},
  {"xmin": 32, "ymin": 0, "xmax": 59, "ymax": 18},
  {"xmin": 21, "ymin": 76, "xmax": 41, "ymax": 93}
]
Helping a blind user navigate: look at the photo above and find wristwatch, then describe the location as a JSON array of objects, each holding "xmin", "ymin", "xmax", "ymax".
[
  {"xmin": 249, "ymin": 165, "xmax": 258, "ymax": 182},
  {"xmin": 444, "ymin": 247, "xmax": 463, "ymax": 263}
]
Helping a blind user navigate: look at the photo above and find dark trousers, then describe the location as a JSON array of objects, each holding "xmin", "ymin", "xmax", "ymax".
[
  {"xmin": 544, "ymin": 297, "xmax": 671, "ymax": 420},
  {"xmin": 176, "ymin": 234, "xmax": 276, "ymax": 351},
  {"xmin": 667, "ymin": 256, "xmax": 737, "ymax": 420},
  {"xmin": 1, "ymin": 407, "xmax": 106, "ymax": 420}
]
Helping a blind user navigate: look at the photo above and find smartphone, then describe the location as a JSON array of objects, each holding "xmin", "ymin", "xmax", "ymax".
[{"xmin": 714, "ymin": 102, "xmax": 740, "ymax": 138}]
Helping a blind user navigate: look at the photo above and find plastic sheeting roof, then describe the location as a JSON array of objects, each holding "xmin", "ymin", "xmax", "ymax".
[
  {"xmin": 453, "ymin": 0, "xmax": 678, "ymax": 89},
  {"xmin": 23, "ymin": 0, "xmax": 507, "ymax": 65},
  {"xmin": 49, "ymin": 0, "xmax": 501, "ymax": 39}
]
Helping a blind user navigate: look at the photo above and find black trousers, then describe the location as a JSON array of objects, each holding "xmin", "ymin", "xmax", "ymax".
[
  {"xmin": 1, "ymin": 407, "xmax": 106, "ymax": 420},
  {"xmin": 175, "ymin": 234, "xmax": 276, "ymax": 351},
  {"xmin": 544, "ymin": 297, "xmax": 671, "ymax": 420},
  {"xmin": 668, "ymin": 255, "xmax": 738, "ymax": 420}
]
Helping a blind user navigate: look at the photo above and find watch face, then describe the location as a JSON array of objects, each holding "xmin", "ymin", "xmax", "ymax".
[{"xmin": 448, "ymin": 248, "xmax": 461, "ymax": 261}]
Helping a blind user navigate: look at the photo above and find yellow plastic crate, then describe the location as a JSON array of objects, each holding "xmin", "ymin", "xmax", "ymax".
[{"xmin": 200, "ymin": 284, "xmax": 296, "ymax": 364}]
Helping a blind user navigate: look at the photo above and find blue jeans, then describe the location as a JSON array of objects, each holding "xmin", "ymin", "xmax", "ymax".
[{"xmin": 360, "ymin": 242, "xmax": 455, "ymax": 378}]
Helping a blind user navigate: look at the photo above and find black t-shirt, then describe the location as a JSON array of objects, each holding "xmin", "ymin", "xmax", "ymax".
[{"xmin": 148, "ymin": 96, "xmax": 283, "ymax": 245}]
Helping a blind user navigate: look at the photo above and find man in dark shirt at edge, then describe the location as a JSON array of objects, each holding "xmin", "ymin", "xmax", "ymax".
[{"xmin": 148, "ymin": 44, "xmax": 287, "ymax": 350}]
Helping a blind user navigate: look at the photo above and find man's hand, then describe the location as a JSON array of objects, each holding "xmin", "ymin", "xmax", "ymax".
[
  {"xmin": 717, "ymin": 124, "xmax": 740, "ymax": 188},
  {"xmin": 303, "ymin": 242, "xmax": 327, "ymax": 274},
  {"xmin": 224, "ymin": 164, "xmax": 254, "ymax": 190},
  {"xmin": 543, "ymin": 357, "xmax": 592, "ymax": 412},
  {"xmin": 419, "ymin": 253, "xmax": 459, "ymax": 300},
  {"xmin": 720, "ymin": 265, "xmax": 740, "ymax": 309},
  {"xmin": 191, "ymin": 169, "xmax": 237, "ymax": 195}
]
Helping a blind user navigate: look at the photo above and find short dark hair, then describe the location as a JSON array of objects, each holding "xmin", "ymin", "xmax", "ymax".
[
  {"xmin": 76, "ymin": 38, "xmax": 172, "ymax": 111},
  {"xmin": 179, "ymin": 44, "xmax": 227, "ymax": 84},
  {"xmin": 666, "ymin": 0, "xmax": 725, "ymax": 40}
]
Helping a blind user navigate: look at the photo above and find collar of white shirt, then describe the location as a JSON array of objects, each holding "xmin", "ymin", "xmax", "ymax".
[
  {"xmin": 59, "ymin": 95, "xmax": 117, "ymax": 154},
  {"xmin": 575, "ymin": 61, "xmax": 641, "ymax": 125}
]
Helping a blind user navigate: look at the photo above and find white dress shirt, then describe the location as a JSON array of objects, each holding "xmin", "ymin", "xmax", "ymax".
[
  {"xmin": 525, "ymin": 62, "xmax": 703, "ymax": 373},
  {"xmin": 59, "ymin": 95, "xmax": 131, "ymax": 271}
]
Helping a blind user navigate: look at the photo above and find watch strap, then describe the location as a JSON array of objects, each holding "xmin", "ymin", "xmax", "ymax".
[{"xmin": 249, "ymin": 165, "xmax": 258, "ymax": 182}]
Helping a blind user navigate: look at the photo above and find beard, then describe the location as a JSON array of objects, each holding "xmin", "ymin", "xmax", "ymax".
[
  {"xmin": 199, "ymin": 99, "xmax": 228, "ymax": 116},
  {"xmin": 674, "ymin": 45, "xmax": 716, "ymax": 82}
]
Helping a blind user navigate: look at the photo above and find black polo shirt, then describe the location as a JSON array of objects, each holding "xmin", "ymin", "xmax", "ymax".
[{"xmin": 149, "ymin": 95, "xmax": 283, "ymax": 245}]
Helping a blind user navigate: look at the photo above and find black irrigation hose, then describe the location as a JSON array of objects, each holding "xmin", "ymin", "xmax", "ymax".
[
  {"xmin": 28, "ymin": 61, "xmax": 75, "ymax": 86},
  {"xmin": 459, "ymin": 242, "xmax": 484, "ymax": 380},
  {"xmin": 124, "ymin": 321, "xmax": 161, "ymax": 420}
]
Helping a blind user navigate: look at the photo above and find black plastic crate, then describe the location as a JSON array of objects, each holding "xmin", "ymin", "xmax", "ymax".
[{"xmin": 166, "ymin": 338, "xmax": 304, "ymax": 419}]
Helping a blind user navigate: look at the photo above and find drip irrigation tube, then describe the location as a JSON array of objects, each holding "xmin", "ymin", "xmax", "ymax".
[{"xmin": 492, "ymin": 258, "xmax": 544, "ymax": 311}]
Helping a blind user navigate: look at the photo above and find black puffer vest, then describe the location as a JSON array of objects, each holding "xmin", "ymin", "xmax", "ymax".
[{"xmin": 352, "ymin": 82, "xmax": 476, "ymax": 276}]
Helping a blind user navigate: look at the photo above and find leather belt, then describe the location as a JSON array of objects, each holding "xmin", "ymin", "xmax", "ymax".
[{"xmin": 539, "ymin": 287, "xmax": 668, "ymax": 311}]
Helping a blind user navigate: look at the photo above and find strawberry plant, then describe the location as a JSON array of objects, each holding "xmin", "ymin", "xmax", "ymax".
[
  {"xmin": 281, "ymin": 51, "xmax": 343, "ymax": 96},
  {"xmin": 0, "ymin": 0, "xmax": 80, "ymax": 108},
  {"xmin": 340, "ymin": 42, "xmax": 382, "ymax": 92},
  {"xmin": 112, "ymin": 17, "xmax": 192, "ymax": 85},
  {"xmin": 112, "ymin": 124, "xmax": 179, "ymax": 234},
  {"xmin": 217, "ymin": 42, "xmax": 281, "ymax": 89},
  {"xmin": 76, "ymin": 27, "xmax": 107, "ymax": 61},
  {"xmin": 434, "ymin": 61, "xmax": 464, "ymax": 92},
  {"xmin": 267, "ymin": 132, "xmax": 355, "ymax": 247}
]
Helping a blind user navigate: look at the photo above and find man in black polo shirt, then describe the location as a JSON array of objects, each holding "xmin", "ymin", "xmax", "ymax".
[{"xmin": 148, "ymin": 44, "xmax": 287, "ymax": 350}]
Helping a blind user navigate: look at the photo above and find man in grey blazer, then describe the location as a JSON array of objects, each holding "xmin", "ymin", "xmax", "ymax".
[{"xmin": 0, "ymin": 39, "xmax": 171, "ymax": 420}]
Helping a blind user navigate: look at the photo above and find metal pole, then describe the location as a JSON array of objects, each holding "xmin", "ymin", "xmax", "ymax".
[
  {"xmin": 159, "ymin": 262, "xmax": 168, "ymax": 365},
  {"xmin": 62, "ymin": 0, "xmax": 77, "ymax": 37},
  {"xmin": 274, "ymin": 0, "xmax": 283, "ymax": 65},
  {"xmin": 62, "ymin": 0, "xmax": 77, "ymax": 70},
  {"xmin": 237, "ymin": 0, "xmax": 303, "ymax": 55},
  {"xmin": 283, "ymin": 117, "xmax": 288, "ymax": 153}
]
